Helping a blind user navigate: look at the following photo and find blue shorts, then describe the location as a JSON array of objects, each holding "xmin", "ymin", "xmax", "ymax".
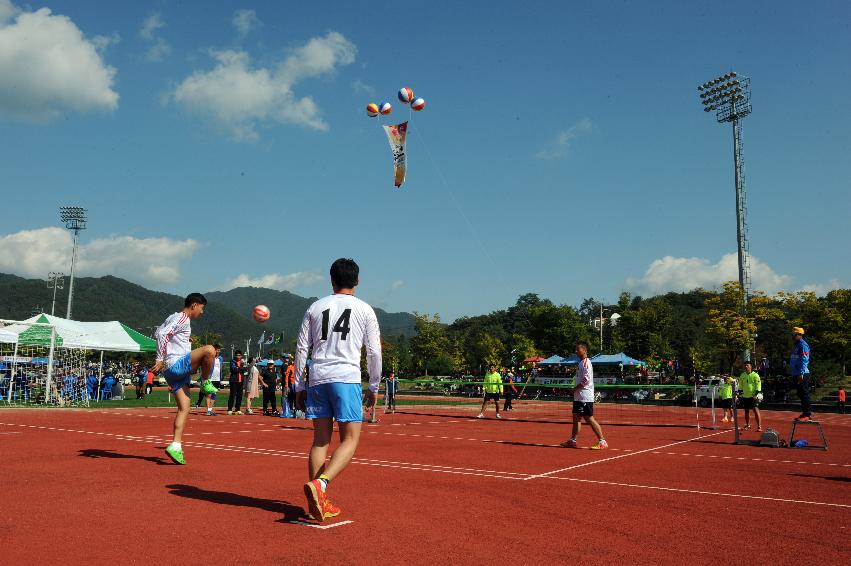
[
  {"xmin": 164, "ymin": 353, "xmax": 192, "ymax": 392},
  {"xmin": 306, "ymin": 383, "xmax": 363, "ymax": 422}
]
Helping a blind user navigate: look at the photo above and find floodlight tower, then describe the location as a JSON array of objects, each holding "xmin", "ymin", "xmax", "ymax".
[
  {"xmin": 59, "ymin": 206, "xmax": 87, "ymax": 320},
  {"xmin": 47, "ymin": 272, "xmax": 65, "ymax": 316},
  {"xmin": 698, "ymin": 71, "xmax": 753, "ymax": 362}
]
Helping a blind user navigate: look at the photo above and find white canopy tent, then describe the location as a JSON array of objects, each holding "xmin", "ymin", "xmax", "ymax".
[{"xmin": 0, "ymin": 314, "xmax": 156, "ymax": 352}]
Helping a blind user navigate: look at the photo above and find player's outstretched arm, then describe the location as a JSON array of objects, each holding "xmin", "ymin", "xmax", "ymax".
[{"xmin": 364, "ymin": 309, "xmax": 383, "ymax": 394}]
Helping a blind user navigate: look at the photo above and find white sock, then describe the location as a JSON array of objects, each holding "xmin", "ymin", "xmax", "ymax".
[{"xmin": 169, "ymin": 441, "xmax": 181, "ymax": 450}]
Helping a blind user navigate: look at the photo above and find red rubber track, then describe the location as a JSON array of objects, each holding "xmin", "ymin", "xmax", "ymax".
[{"xmin": 1, "ymin": 406, "xmax": 848, "ymax": 565}]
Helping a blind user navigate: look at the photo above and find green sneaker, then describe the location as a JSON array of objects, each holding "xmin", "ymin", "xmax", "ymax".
[{"xmin": 165, "ymin": 445, "xmax": 186, "ymax": 465}]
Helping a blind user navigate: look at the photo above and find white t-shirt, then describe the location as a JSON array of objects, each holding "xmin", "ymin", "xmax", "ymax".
[
  {"xmin": 294, "ymin": 293, "xmax": 382, "ymax": 393},
  {"xmin": 574, "ymin": 357, "xmax": 594, "ymax": 402},
  {"xmin": 155, "ymin": 312, "xmax": 191, "ymax": 369},
  {"xmin": 210, "ymin": 357, "xmax": 222, "ymax": 383}
]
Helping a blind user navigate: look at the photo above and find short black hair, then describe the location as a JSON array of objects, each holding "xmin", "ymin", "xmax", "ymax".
[
  {"xmin": 330, "ymin": 258, "xmax": 359, "ymax": 289},
  {"xmin": 184, "ymin": 293, "xmax": 207, "ymax": 308},
  {"xmin": 213, "ymin": 344, "xmax": 222, "ymax": 350},
  {"xmin": 235, "ymin": 350, "xmax": 243, "ymax": 356},
  {"xmin": 744, "ymin": 360, "xmax": 753, "ymax": 366},
  {"xmin": 575, "ymin": 341, "xmax": 589, "ymax": 351}
]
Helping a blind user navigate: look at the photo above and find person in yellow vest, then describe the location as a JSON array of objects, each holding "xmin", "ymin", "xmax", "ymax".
[
  {"xmin": 738, "ymin": 360, "xmax": 762, "ymax": 431},
  {"xmin": 719, "ymin": 375, "xmax": 734, "ymax": 424},
  {"xmin": 477, "ymin": 365, "xmax": 503, "ymax": 419}
]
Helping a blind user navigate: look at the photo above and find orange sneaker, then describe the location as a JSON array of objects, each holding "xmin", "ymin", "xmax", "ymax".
[
  {"xmin": 322, "ymin": 498, "xmax": 341, "ymax": 519},
  {"xmin": 304, "ymin": 479, "xmax": 327, "ymax": 523}
]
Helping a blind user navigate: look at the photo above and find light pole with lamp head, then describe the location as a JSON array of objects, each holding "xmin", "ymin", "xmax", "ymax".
[
  {"xmin": 59, "ymin": 206, "xmax": 87, "ymax": 320},
  {"xmin": 47, "ymin": 272, "xmax": 65, "ymax": 316},
  {"xmin": 698, "ymin": 71, "xmax": 753, "ymax": 363}
]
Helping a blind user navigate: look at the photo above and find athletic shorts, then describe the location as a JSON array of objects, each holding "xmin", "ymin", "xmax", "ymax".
[
  {"xmin": 164, "ymin": 353, "xmax": 192, "ymax": 392},
  {"xmin": 484, "ymin": 392, "xmax": 500, "ymax": 401},
  {"xmin": 209, "ymin": 393, "xmax": 217, "ymax": 401},
  {"xmin": 306, "ymin": 383, "xmax": 363, "ymax": 422},
  {"xmin": 740, "ymin": 397, "xmax": 756, "ymax": 409},
  {"xmin": 572, "ymin": 401, "xmax": 594, "ymax": 417},
  {"xmin": 719, "ymin": 398, "xmax": 732, "ymax": 409}
]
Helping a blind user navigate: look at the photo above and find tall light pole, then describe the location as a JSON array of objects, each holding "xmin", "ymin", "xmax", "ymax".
[
  {"xmin": 698, "ymin": 71, "xmax": 753, "ymax": 362},
  {"xmin": 59, "ymin": 206, "xmax": 87, "ymax": 320},
  {"xmin": 47, "ymin": 272, "xmax": 65, "ymax": 316}
]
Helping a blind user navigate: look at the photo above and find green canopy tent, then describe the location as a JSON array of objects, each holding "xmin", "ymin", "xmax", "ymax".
[
  {"xmin": 0, "ymin": 314, "xmax": 156, "ymax": 405},
  {"xmin": 0, "ymin": 314, "xmax": 156, "ymax": 351}
]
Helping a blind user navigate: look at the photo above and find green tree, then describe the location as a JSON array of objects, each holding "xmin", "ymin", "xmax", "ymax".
[
  {"xmin": 689, "ymin": 344, "xmax": 715, "ymax": 377},
  {"xmin": 509, "ymin": 333, "xmax": 539, "ymax": 366},
  {"xmin": 409, "ymin": 313, "xmax": 449, "ymax": 376},
  {"xmin": 191, "ymin": 330, "xmax": 223, "ymax": 350},
  {"xmin": 471, "ymin": 332, "xmax": 506, "ymax": 370},
  {"xmin": 705, "ymin": 282, "xmax": 756, "ymax": 372}
]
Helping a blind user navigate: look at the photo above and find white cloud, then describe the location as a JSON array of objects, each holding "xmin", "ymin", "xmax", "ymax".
[
  {"xmin": 535, "ymin": 118, "xmax": 594, "ymax": 161},
  {"xmin": 535, "ymin": 117, "xmax": 593, "ymax": 160},
  {"xmin": 232, "ymin": 9, "xmax": 260, "ymax": 38},
  {"xmin": 0, "ymin": 227, "xmax": 198, "ymax": 286},
  {"xmin": 220, "ymin": 272, "xmax": 323, "ymax": 291},
  {"xmin": 169, "ymin": 31, "xmax": 356, "ymax": 141},
  {"xmin": 626, "ymin": 253, "xmax": 794, "ymax": 295},
  {"xmin": 798, "ymin": 279, "xmax": 842, "ymax": 296},
  {"xmin": 0, "ymin": 1, "xmax": 118, "ymax": 121},
  {"xmin": 139, "ymin": 12, "xmax": 170, "ymax": 62},
  {"xmin": 92, "ymin": 32, "xmax": 120, "ymax": 52},
  {"xmin": 351, "ymin": 79, "xmax": 376, "ymax": 97},
  {"xmin": 391, "ymin": 280, "xmax": 404, "ymax": 291}
]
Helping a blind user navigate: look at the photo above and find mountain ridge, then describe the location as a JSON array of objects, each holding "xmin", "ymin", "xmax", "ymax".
[{"xmin": 0, "ymin": 273, "xmax": 416, "ymax": 351}]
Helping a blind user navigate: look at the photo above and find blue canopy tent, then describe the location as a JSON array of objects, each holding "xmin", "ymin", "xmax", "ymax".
[
  {"xmin": 590, "ymin": 352, "xmax": 646, "ymax": 367},
  {"xmin": 537, "ymin": 354, "xmax": 580, "ymax": 366}
]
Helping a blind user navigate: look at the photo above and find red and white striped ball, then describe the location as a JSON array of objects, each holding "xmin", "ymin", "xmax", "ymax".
[
  {"xmin": 411, "ymin": 97, "xmax": 426, "ymax": 111},
  {"xmin": 379, "ymin": 102, "xmax": 393, "ymax": 115},
  {"xmin": 398, "ymin": 87, "xmax": 414, "ymax": 103},
  {"xmin": 252, "ymin": 305, "xmax": 270, "ymax": 323},
  {"xmin": 366, "ymin": 103, "xmax": 379, "ymax": 117}
]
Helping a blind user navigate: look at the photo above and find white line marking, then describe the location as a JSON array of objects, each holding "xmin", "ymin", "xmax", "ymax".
[
  {"xmin": 547, "ymin": 476, "xmax": 851, "ymax": 508},
  {"xmin": 525, "ymin": 430, "xmax": 730, "ymax": 480},
  {"xmin": 288, "ymin": 520, "xmax": 353, "ymax": 529}
]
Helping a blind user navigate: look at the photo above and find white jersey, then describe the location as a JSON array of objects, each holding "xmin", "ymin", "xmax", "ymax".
[
  {"xmin": 295, "ymin": 293, "xmax": 382, "ymax": 393},
  {"xmin": 155, "ymin": 312, "xmax": 191, "ymax": 369},
  {"xmin": 210, "ymin": 357, "xmax": 222, "ymax": 382},
  {"xmin": 574, "ymin": 357, "xmax": 594, "ymax": 402}
]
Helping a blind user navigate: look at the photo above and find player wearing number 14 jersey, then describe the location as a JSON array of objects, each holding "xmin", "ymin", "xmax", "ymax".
[{"xmin": 295, "ymin": 258, "xmax": 382, "ymax": 522}]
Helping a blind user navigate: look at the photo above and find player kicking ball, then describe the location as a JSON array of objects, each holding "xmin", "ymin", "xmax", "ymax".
[
  {"xmin": 560, "ymin": 341, "xmax": 608, "ymax": 450},
  {"xmin": 295, "ymin": 258, "xmax": 382, "ymax": 522},
  {"xmin": 152, "ymin": 293, "xmax": 217, "ymax": 465}
]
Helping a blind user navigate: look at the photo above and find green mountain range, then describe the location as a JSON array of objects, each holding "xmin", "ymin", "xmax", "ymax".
[{"xmin": 0, "ymin": 273, "xmax": 416, "ymax": 352}]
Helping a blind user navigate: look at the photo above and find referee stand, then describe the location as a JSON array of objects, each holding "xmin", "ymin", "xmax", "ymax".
[
  {"xmin": 788, "ymin": 418, "xmax": 828, "ymax": 451},
  {"xmin": 731, "ymin": 379, "xmax": 828, "ymax": 451}
]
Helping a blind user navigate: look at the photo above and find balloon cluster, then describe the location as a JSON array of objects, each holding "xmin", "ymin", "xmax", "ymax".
[{"xmin": 366, "ymin": 86, "xmax": 426, "ymax": 117}]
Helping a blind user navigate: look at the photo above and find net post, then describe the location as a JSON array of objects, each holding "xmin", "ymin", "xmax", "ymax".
[
  {"xmin": 8, "ymin": 340, "xmax": 18, "ymax": 403},
  {"xmin": 731, "ymin": 378, "xmax": 741, "ymax": 444},
  {"xmin": 45, "ymin": 326, "xmax": 57, "ymax": 405},
  {"xmin": 83, "ymin": 351, "xmax": 91, "ymax": 407},
  {"xmin": 710, "ymin": 384, "xmax": 717, "ymax": 429}
]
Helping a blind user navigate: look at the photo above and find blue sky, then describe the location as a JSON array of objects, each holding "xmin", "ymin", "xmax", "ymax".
[{"xmin": 1, "ymin": 0, "xmax": 849, "ymax": 321}]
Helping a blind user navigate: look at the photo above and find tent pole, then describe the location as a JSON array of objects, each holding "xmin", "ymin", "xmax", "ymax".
[
  {"xmin": 8, "ymin": 341, "xmax": 18, "ymax": 402},
  {"xmin": 45, "ymin": 326, "xmax": 57, "ymax": 405},
  {"xmin": 97, "ymin": 351, "xmax": 104, "ymax": 401}
]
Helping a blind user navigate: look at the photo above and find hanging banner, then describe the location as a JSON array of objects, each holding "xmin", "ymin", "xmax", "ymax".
[{"xmin": 382, "ymin": 121, "xmax": 408, "ymax": 188}]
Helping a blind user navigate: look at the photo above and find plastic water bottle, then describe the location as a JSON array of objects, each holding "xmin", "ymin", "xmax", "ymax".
[{"xmin": 794, "ymin": 439, "xmax": 809, "ymax": 448}]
